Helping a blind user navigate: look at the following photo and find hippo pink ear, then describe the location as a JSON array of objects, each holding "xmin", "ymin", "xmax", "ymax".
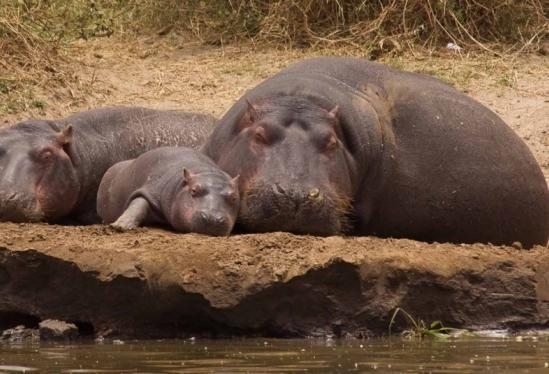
[
  {"xmin": 56, "ymin": 124, "xmax": 73, "ymax": 145},
  {"xmin": 327, "ymin": 105, "xmax": 340, "ymax": 121}
]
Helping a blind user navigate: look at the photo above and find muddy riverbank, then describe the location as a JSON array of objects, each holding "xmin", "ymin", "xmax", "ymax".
[{"xmin": 0, "ymin": 223, "xmax": 547, "ymax": 338}]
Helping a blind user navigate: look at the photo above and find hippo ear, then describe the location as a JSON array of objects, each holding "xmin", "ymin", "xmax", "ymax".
[
  {"xmin": 231, "ymin": 174, "xmax": 240, "ymax": 186},
  {"xmin": 56, "ymin": 124, "xmax": 73, "ymax": 145},
  {"xmin": 327, "ymin": 105, "xmax": 340, "ymax": 121},
  {"xmin": 246, "ymin": 99, "xmax": 259, "ymax": 123},
  {"xmin": 236, "ymin": 99, "xmax": 259, "ymax": 132},
  {"xmin": 182, "ymin": 168, "xmax": 194, "ymax": 186}
]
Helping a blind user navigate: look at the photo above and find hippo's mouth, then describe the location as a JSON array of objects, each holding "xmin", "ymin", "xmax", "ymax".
[
  {"xmin": 191, "ymin": 223, "xmax": 234, "ymax": 237},
  {"xmin": 238, "ymin": 181, "xmax": 352, "ymax": 235},
  {"xmin": 0, "ymin": 191, "xmax": 45, "ymax": 222}
]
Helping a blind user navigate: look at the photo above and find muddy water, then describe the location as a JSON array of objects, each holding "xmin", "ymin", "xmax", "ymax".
[{"xmin": 2, "ymin": 334, "xmax": 549, "ymax": 373}]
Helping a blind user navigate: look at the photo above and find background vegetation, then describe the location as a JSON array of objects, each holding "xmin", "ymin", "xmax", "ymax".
[
  {"xmin": 1, "ymin": 0, "xmax": 547, "ymax": 114},
  {"xmin": 133, "ymin": 0, "xmax": 547, "ymax": 52}
]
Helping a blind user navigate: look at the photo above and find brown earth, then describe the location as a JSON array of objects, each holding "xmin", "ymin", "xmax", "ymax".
[
  {"xmin": 0, "ymin": 38, "xmax": 548, "ymax": 337},
  {"xmin": 1, "ymin": 223, "xmax": 549, "ymax": 338}
]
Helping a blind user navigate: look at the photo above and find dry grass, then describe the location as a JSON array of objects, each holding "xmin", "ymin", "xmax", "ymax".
[
  {"xmin": 1, "ymin": 0, "xmax": 547, "ymax": 117},
  {"xmin": 0, "ymin": 0, "xmax": 119, "ymax": 115},
  {"xmin": 1, "ymin": 6, "xmax": 57, "ymax": 113},
  {"xmin": 129, "ymin": 0, "xmax": 548, "ymax": 54},
  {"xmin": 0, "ymin": 4, "xmax": 70, "ymax": 114}
]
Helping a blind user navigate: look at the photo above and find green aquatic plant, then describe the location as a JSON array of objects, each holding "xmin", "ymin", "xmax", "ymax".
[{"xmin": 389, "ymin": 307, "xmax": 456, "ymax": 340}]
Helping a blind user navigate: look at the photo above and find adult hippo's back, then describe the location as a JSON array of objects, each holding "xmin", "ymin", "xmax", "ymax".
[
  {"xmin": 0, "ymin": 107, "xmax": 216, "ymax": 223},
  {"xmin": 202, "ymin": 57, "xmax": 549, "ymax": 248}
]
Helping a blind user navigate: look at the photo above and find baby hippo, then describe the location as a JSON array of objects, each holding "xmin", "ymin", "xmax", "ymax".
[{"xmin": 97, "ymin": 147, "xmax": 239, "ymax": 236}]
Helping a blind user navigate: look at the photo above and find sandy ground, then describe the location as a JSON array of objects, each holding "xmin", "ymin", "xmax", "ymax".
[{"xmin": 0, "ymin": 37, "xmax": 547, "ymax": 251}]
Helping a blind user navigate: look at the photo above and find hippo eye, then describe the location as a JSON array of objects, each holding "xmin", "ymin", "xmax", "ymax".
[
  {"xmin": 190, "ymin": 185, "xmax": 203, "ymax": 197},
  {"xmin": 325, "ymin": 135, "xmax": 338, "ymax": 152},
  {"xmin": 223, "ymin": 190, "xmax": 237, "ymax": 203},
  {"xmin": 38, "ymin": 148, "xmax": 54, "ymax": 162},
  {"xmin": 253, "ymin": 127, "xmax": 269, "ymax": 145}
]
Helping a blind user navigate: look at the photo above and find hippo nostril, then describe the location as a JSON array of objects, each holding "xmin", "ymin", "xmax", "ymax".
[
  {"xmin": 198, "ymin": 212, "xmax": 226, "ymax": 225},
  {"xmin": 308, "ymin": 187, "xmax": 320, "ymax": 200},
  {"xmin": 274, "ymin": 183, "xmax": 286, "ymax": 195},
  {"xmin": 4, "ymin": 192, "xmax": 17, "ymax": 201}
]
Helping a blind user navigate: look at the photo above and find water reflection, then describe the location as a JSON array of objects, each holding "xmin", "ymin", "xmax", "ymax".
[{"xmin": 1, "ymin": 335, "xmax": 549, "ymax": 373}]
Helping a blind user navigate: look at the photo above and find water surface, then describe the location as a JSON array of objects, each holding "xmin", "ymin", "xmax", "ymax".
[{"xmin": 2, "ymin": 333, "xmax": 549, "ymax": 373}]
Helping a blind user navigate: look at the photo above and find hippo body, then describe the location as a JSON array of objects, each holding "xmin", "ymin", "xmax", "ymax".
[
  {"xmin": 202, "ymin": 57, "xmax": 549, "ymax": 248},
  {"xmin": 0, "ymin": 107, "xmax": 216, "ymax": 223},
  {"xmin": 97, "ymin": 147, "xmax": 239, "ymax": 236}
]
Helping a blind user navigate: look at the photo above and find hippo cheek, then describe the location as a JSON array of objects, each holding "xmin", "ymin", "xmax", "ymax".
[
  {"xmin": 169, "ymin": 205, "xmax": 195, "ymax": 233},
  {"xmin": 0, "ymin": 190, "xmax": 44, "ymax": 222},
  {"xmin": 35, "ymin": 175, "xmax": 80, "ymax": 220},
  {"xmin": 0, "ymin": 159, "xmax": 44, "ymax": 222}
]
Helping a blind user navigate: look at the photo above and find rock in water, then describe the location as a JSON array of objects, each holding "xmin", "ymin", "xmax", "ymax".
[
  {"xmin": 39, "ymin": 319, "xmax": 79, "ymax": 340},
  {"xmin": 0, "ymin": 325, "xmax": 39, "ymax": 343}
]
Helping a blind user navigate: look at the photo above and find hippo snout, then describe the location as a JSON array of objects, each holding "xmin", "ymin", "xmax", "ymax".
[
  {"xmin": 239, "ymin": 181, "xmax": 345, "ymax": 235},
  {"xmin": 192, "ymin": 211, "xmax": 232, "ymax": 236},
  {"xmin": 307, "ymin": 187, "xmax": 321, "ymax": 200},
  {"xmin": 274, "ymin": 183, "xmax": 286, "ymax": 196},
  {"xmin": 0, "ymin": 190, "xmax": 44, "ymax": 222},
  {"xmin": 271, "ymin": 183, "xmax": 323, "ymax": 203},
  {"xmin": 198, "ymin": 211, "xmax": 227, "ymax": 225}
]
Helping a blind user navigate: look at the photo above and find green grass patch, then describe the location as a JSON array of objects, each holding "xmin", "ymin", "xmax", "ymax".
[{"xmin": 389, "ymin": 307, "xmax": 457, "ymax": 340}]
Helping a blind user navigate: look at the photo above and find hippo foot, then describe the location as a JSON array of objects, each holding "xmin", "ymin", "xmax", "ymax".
[
  {"xmin": 110, "ymin": 220, "xmax": 138, "ymax": 232},
  {"xmin": 109, "ymin": 197, "xmax": 150, "ymax": 232}
]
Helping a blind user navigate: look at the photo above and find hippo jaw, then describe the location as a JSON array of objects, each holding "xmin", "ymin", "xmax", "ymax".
[
  {"xmin": 171, "ymin": 208, "xmax": 237, "ymax": 237},
  {"xmin": 0, "ymin": 179, "xmax": 78, "ymax": 222},
  {"xmin": 0, "ymin": 124, "xmax": 80, "ymax": 223},
  {"xmin": 237, "ymin": 180, "xmax": 352, "ymax": 235},
  {"xmin": 0, "ymin": 190, "xmax": 45, "ymax": 222},
  {"xmin": 187, "ymin": 211, "xmax": 236, "ymax": 236}
]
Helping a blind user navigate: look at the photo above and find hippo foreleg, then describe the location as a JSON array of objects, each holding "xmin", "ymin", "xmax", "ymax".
[{"xmin": 111, "ymin": 197, "xmax": 150, "ymax": 231}]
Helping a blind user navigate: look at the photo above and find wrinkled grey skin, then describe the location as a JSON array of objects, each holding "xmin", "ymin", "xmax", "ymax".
[
  {"xmin": 202, "ymin": 57, "xmax": 549, "ymax": 248},
  {"xmin": 97, "ymin": 147, "xmax": 239, "ymax": 236},
  {"xmin": 0, "ymin": 107, "xmax": 217, "ymax": 223}
]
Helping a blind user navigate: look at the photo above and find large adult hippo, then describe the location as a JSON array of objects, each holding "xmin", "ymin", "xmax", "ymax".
[
  {"xmin": 202, "ymin": 57, "xmax": 549, "ymax": 248},
  {"xmin": 0, "ymin": 107, "xmax": 216, "ymax": 223}
]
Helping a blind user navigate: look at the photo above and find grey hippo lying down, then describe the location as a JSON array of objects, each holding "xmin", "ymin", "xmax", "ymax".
[
  {"xmin": 97, "ymin": 147, "xmax": 239, "ymax": 236},
  {"xmin": 202, "ymin": 57, "xmax": 549, "ymax": 247},
  {"xmin": 0, "ymin": 107, "xmax": 216, "ymax": 224},
  {"xmin": 0, "ymin": 58, "xmax": 547, "ymax": 244}
]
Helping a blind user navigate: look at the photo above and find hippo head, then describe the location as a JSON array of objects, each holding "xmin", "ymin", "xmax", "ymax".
[
  {"xmin": 215, "ymin": 96, "xmax": 356, "ymax": 235},
  {"xmin": 0, "ymin": 122, "xmax": 80, "ymax": 222},
  {"xmin": 168, "ymin": 169, "xmax": 240, "ymax": 236}
]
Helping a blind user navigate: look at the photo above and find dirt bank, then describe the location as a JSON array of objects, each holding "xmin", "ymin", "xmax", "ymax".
[{"xmin": 0, "ymin": 223, "xmax": 548, "ymax": 338}]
